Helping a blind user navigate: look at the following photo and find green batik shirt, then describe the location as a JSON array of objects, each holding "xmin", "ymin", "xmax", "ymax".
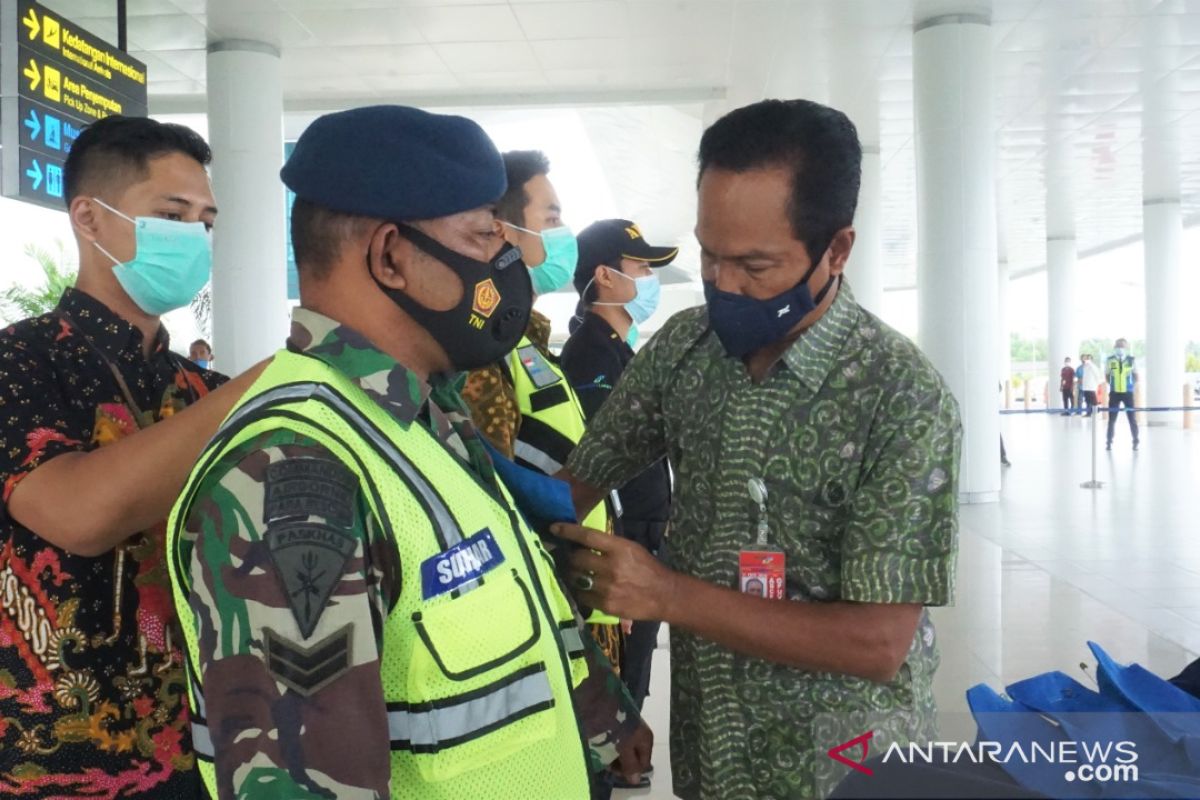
[
  {"xmin": 567, "ymin": 284, "xmax": 962, "ymax": 800},
  {"xmin": 179, "ymin": 309, "xmax": 639, "ymax": 799}
]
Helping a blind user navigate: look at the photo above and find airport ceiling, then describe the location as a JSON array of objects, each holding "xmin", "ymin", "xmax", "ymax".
[{"xmin": 43, "ymin": 0, "xmax": 1200, "ymax": 286}]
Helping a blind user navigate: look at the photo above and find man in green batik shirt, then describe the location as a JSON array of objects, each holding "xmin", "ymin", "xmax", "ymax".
[{"xmin": 555, "ymin": 100, "xmax": 962, "ymax": 800}]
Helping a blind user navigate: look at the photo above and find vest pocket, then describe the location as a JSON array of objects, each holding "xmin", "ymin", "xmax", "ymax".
[
  {"xmin": 413, "ymin": 569, "xmax": 540, "ymax": 680},
  {"xmin": 404, "ymin": 568, "xmax": 559, "ymax": 781}
]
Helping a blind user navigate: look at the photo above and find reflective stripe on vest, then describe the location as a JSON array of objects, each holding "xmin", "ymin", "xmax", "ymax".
[
  {"xmin": 188, "ymin": 629, "xmax": 583, "ymax": 762},
  {"xmin": 513, "ymin": 438, "xmax": 563, "ymax": 474},
  {"xmin": 387, "ymin": 663, "xmax": 554, "ymax": 752}
]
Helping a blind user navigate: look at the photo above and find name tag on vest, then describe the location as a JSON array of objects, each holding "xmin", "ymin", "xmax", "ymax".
[
  {"xmin": 421, "ymin": 529, "xmax": 506, "ymax": 600},
  {"xmin": 518, "ymin": 345, "xmax": 561, "ymax": 389}
]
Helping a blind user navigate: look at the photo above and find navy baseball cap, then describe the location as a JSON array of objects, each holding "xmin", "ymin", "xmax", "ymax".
[
  {"xmin": 281, "ymin": 105, "xmax": 506, "ymax": 220},
  {"xmin": 572, "ymin": 219, "xmax": 678, "ymax": 295}
]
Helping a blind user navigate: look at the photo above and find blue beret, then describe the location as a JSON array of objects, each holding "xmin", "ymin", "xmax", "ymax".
[{"xmin": 281, "ymin": 105, "xmax": 506, "ymax": 221}]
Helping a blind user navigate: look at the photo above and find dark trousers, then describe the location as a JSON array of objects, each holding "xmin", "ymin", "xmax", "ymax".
[
  {"xmin": 1083, "ymin": 390, "xmax": 1098, "ymax": 416},
  {"xmin": 1106, "ymin": 391, "xmax": 1139, "ymax": 444},
  {"xmin": 1061, "ymin": 389, "xmax": 1075, "ymax": 411}
]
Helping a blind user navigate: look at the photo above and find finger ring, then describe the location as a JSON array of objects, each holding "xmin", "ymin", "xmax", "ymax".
[{"xmin": 575, "ymin": 573, "xmax": 595, "ymax": 592}]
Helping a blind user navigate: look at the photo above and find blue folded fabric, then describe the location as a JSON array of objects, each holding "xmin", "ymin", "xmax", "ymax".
[
  {"xmin": 966, "ymin": 643, "xmax": 1200, "ymax": 799},
  {"xmin": 1087, "ymin": 641, "xmax": 1200, "ymax": 765},
  {"xmin": 479, "ymin": 436, "xmax": 578, "ymax": 533}
]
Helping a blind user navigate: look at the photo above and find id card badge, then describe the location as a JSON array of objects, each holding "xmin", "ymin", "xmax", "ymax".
[{"xmin": 739, "ymin": 548, "xmax": 786, "ymax": 600}]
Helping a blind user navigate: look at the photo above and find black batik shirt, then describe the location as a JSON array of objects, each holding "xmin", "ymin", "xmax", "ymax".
[{"xmin": 0, "ymin": 288, "xmax": 226, "ymax": 798}]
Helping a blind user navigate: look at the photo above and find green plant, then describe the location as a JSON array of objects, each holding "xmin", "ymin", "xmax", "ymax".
[
  {"xmin": 1010, "ymin": 333, "xmax": 1047, "ymax": 363},
  {"xmin": 0, "ymin": 241, "xmax": 77, "ymax": 324}
]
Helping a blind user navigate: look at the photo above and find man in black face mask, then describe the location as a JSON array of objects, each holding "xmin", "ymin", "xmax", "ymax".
[
  {"xmin": 554, "ymin": 99, "xmax": 963, "ymax": 799},
  {"xmin": 166, "ymin": 105, "xmax": 649, "ymax": 798}
]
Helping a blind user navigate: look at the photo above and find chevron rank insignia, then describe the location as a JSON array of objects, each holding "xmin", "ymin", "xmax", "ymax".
[{"xmin": 264, "ymin": 624, "xmax": 353, "ymax": 697}]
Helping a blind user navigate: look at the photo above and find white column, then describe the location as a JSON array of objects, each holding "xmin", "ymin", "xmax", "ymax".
[
  {"xmin": 206, "ymin": 40, "xmax": 288, "ymax": 375},
  {"xmin": 914, "ymin": 7, "xmax": 999, "ymax": 504},
  {"xmin": 998, "ymin": 258, "xmax": 1011, "ymax": 386},
  {"xmin": 1144, "ymin": 199, "xmax": 1183, "ymax": 413},
  {"xmin": 1046, "ymin": 238, "xmax": 1077, "ymax": 408},
  {"xmin": 1142, "ymin": 16, "xmax": 1185, "ymax": 416},
  {"xmin": 851, "ymin": 146, "xmax": 885, "ymax": 317},
  {"xmin": 996, "ymin": 185, "xmax": 1012, "ymax": 387},
  {"xmin": 1044, "ymin": 125, "xmax": 1077, "ymax": 409}
]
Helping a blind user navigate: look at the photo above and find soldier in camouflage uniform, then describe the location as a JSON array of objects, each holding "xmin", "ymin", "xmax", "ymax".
[{"xmin": 168, "ymin": 105, "xmax": 650, "ymax": 799}]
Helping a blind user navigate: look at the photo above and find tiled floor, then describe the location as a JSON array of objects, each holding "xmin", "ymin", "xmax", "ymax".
[{"xmin": 616, "ymin": 412, "xmax": 1200, "ymax": 798}]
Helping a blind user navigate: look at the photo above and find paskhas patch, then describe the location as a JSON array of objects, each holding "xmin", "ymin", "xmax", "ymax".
[{"xmin": 421, "ymin": 529, "xmax": 505, "ymax": 599}]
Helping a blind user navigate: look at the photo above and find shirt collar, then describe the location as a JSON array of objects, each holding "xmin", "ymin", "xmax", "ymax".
[
  {"xmin": 583, "ymin": 312, "xmax": 632, "ymax": 351},
  {"xmin": 288, "ymin": 307, "xmax": 434, "ymax": 427},
  {"xmin": 56, "ymin": 287, "xmax": 170, "ymax": 361},
  {"xmin": 779, "ymin": 281, "xmax": 860, "ymax": 388}
]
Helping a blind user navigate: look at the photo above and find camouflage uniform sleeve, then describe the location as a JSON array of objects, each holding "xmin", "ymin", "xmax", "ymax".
[
  {"xmin": 461, "ymin": 364, "xmax": 520, "ymax": 459},
  {"xmin": 575, "ymin": 631, "xmax": 643, "ymax": 771},
  {"xmin": 183, "ymin": 428, "xmax": 395, "ymax": 799}
]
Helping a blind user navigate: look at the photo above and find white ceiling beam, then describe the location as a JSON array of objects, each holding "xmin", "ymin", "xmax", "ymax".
[{"xmin": 150, "ymin": 86, "xmax": 726, "ymax": 116}]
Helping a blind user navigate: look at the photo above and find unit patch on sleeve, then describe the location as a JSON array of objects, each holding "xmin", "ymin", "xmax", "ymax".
[
  {"xmin": 263, "ymin": 457, "xmax": 359, "ymax": 527},
  {"xmin": 266, "ymin": 521, "xmax": 358, "ymax": 639}
]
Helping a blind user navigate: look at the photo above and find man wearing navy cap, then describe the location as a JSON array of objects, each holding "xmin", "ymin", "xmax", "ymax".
[{"xmin": 167, "ymin": 106, "xmax": 648, "ymax": 799}]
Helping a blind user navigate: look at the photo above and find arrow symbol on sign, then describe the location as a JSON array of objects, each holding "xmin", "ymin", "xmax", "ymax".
[
  {"xmin": 23, "ymin": 8, "xmax": 40, "ymax": 40},
  {"xmin": 23, "ymin": 60, "xmax": 40, "ymax": 91},
  {"xmin": 24, "ymin": 109, "xmax": 42, "ymax": 141},
  {"xmin": 26, "ymin": 160, "xmax": 44, "ymax": 191}
]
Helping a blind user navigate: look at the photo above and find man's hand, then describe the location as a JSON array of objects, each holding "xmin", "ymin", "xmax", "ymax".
[
  {"xmin": 612, "ymin": 721, "xmax": 653, "ymax": 785},
  {"xmin": 552, "ymin": 523, "xmax": 677, "ymax": 622}
]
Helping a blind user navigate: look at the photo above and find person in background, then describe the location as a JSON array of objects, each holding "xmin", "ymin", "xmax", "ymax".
[
  {"xmin": 461, "ymin": 150, "xmax": 575, "ymax": 459},
  {"xmin": 1080, "ymin": 353, "xmax": 1104, "ymax": 417},
  {"xmin": 459, "ymin": 150, "xmax": 623, "ymax": 673},
  {"xmin": 0, "ymin": 115, "xmax": 263, "ymax": 797},
  {"xmin": 189, "ymin": 337, "xmax": 213, "ymax": 368},
  {"xmin": 556, "ymin": 99, "xmax": 962, "ymax": 799},
  {"xmin": 1060, "ymin": 356, "xmax": 1076, "ymax": 415},
  {"xmin": 559, "ymin": 218, "xmax": 678, "ymax": 791},
  {"xmin": 1106, "ymin": 337, "xmax": 1139, "ymax": 450}
]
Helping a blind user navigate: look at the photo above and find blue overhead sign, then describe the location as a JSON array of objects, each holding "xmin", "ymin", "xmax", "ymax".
[{"xmin": 1, "ymin": 0, "xmax": 148, "ymax": 211}]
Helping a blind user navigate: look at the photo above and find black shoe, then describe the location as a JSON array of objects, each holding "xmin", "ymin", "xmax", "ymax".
[
  {"xmin": 1001, "ymin": 458, "xmax": 1012, "ymax": 467},
  {"xmin": 604, "ymin": 765, "xmax": 654, "ymax": 790},
  {"xmin": 1106, "ymin": 442, "xmax": 1112, "ymax": 451},
  {"xmin": 1133, "ymin": 440, "xmax": 1140, "ymax": 451}
]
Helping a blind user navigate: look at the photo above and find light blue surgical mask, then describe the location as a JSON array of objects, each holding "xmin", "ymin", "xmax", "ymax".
[
  {"xmin": 91, "ymin": 198, "xmax": 212, "ymax": 315},
  {"xmin": 1114, "ymin": 347, "xmax": 1127, "ymax": 358},
  {"xmin": 594, "ymin": 268, "xmax": 661, "ymax": 324},
  {"xmin": 194, "ymin": 359, "xmax": 211, "ymax": 369},
  {"xmin": 504, "ymin": 222, "xmax": 577, "ymax": 294},
  {"xmin": 626, "ymin": 324, "xmax": 640, "ymax": 349}
]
